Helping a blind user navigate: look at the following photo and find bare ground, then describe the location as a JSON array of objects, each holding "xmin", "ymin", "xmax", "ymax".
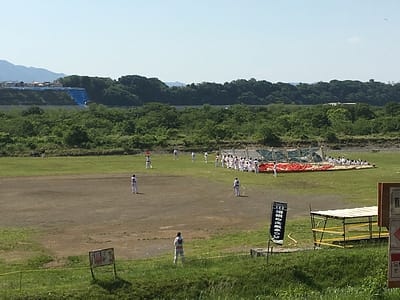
[{"xmin": 0, "ymin": 173, "xmax": 351, "ymax": 261}]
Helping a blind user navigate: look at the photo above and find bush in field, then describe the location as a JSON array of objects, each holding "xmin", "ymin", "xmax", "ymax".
[{"xmin": 0, "ymin": 103, "xmax": 399, "ymax": 156}]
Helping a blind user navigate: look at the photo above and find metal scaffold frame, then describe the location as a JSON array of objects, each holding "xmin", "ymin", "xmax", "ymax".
[{"xmin": 310, "ymin": 206, "xmax": 388, "ymax": 248}]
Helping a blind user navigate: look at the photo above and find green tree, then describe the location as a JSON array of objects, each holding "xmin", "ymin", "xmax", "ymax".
[
  {"xmin": 21, "ymin": 106, "xmax": 44, "ymax": 116},
  {"xmin": 118, "ymin": 75, "xmax": 169, "ymax": 103},
  {"xmin": 64, "ymin": 125, "xmax": 90, "ymax": 147},
  {"xmin": 384, "ymin": 101, "xmax": 400, "ymax": 117},
  {"xmin": 103, "ymin": 85, "xmax": 141, "ymax": 106},
  {"xmin": 349, "ymin": 103, "xmax": 376, "ymax": 121},
  {"xmin": 257, "ymin": 125, "xmax": 281, "ymax": 146},
  {"xmin": 0, "ymin": 132, "xmax": 12, "ymax": 145},
  {"xmin": 352, "ymin": 118, "xmax": 374, "ymax": 135},
  {"xmin": 327, "ymin": 106, "xmax": 352, "ymax": 135},
  {"xmin": 20, "ymin": 120, "xmax": 37, "ymax": 137},
  {"xmin": 324, "ymin": 131, "xmax": 338, "ymax": 143}
]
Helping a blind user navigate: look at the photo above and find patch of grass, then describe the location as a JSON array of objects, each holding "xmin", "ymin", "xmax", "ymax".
[
  {"xmin": 0, "ymin": 228, "xmax": 52, "ymax": 274},
  {"xmin": 0, "ymin": 228, "xmax": 36, "ymax": 251},
  {"xmin": 66, "ymin": 255, "xmax": 86, "ymax": 266},
  {"xmin": 26, "ymin": 254, "xmax": 53, "ymax": 268}
]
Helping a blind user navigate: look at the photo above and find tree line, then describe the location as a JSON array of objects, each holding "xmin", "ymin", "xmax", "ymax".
[
  {"xmin": 59, "ymin": 75, "xmax": 400, "ymax": 106},
  {"xmin": 0, "ymin": 102, "xmax": 399, "ymax": 156}
]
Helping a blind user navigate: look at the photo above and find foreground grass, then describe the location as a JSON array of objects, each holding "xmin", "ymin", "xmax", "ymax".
[
  {"xmin": 0, "ymin": 244, "xmax": 397, "ymax": 299},
  {"xmin": 0, "ymin": 150, "xmax": 399, "ymax": 298}
]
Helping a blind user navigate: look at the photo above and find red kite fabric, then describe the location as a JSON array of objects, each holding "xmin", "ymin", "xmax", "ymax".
[{"xmin": 258, "ymin": 162, "xmax": 334, "ymax": 173}]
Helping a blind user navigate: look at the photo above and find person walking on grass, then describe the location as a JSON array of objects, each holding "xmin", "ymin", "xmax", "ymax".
[{"xmin": 173, "ymin": 232, "xmax": 184, "ymax": 265}]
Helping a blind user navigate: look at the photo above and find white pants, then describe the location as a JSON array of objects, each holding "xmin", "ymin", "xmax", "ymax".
[
  {"xmin": 234, "ymin": 186, "xmax": 240, "ymax": 196},
  {"xmin": 174, "ymin": 248, "xmax": 184, "ymax": 264}
]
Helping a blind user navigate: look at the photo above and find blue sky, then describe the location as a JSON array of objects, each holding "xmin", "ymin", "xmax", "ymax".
[{"xmin": 1, "ymin": 0, "xmax": 399, "ymax": 84}]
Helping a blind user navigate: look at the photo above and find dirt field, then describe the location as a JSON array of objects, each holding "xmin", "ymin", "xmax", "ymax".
[{"xmin": 0, "ymin": 173, "xmax": 350, "ymax": 261}]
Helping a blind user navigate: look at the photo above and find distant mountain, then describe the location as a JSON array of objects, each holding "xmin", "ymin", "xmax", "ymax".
[
  {"xmin": 165, "ymin": 81, "xmax": 186, "ymax": 87},
  {"xmin": 0, "ymin": 60, "xmax": 66, "ymax": 83}
]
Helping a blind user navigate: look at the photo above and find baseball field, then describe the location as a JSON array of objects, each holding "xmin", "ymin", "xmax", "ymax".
[
  {"xmin": 0, "ymin": 150, "xmax": 399, "ymax": 298},
  {"xmin": 0, "ymin": 150, "xmax": 395, "ymax": 262}
]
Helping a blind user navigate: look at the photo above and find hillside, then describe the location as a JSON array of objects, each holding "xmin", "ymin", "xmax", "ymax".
[
  {"xmin": 1, "ymin": 61, "xmax": 400, "ymax": 107},
  {"xmin": 60, "ymin": 75, "xmax": 400, "ymax": 107},
  {"xmin": 0, "ymin": 59, "xmax": 65, "ymax": 82}
]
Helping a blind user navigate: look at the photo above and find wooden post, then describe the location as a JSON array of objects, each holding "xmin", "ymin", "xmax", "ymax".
[{"xmin": 266, "ymin": 235, "xmax": 271, "ymax": 264}]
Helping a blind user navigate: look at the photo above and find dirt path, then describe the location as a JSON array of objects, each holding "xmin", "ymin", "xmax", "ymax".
[{"xmin": 0, "ymin": 173, "xmax": 349, "ymax": 260}]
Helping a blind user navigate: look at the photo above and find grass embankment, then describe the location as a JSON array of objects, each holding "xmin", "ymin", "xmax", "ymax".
[
  {"xmin": 0, "ymin": 243, "xmax": 394, "ymax": 299},
  {"xmin": 0, "ymin": 151, "xmax": 399, "ymax": 299}
]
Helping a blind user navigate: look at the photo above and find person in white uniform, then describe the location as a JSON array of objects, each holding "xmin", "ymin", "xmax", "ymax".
[
  {"xmin": 173, "ymin": 232, "xmax": 184, "ymax": 265},
  {"xmin": 233, "ymin": 177, "xmax": 240, "ymax": 196},
  {"xmin": 191, "ymin": 152, "xmax": 196, "ymax": 163},
  {"xmin": 145, "ymin": 155, "xmax": 152, "ymax": 169},
  {"xmin": 131, "ymin": 174, "xmax": 138, "ymax": 194}
]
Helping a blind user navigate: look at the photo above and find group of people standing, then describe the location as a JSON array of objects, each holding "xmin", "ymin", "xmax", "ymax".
[
  {"xmin": 216, "ymin": 154, "xmax": 260, "ymax": 173},
  {"xmin": 325, "ymin": 155, "xmax": 370, "ymax": 166},
  {"xmin": 188, "ymin": 151, "xmax": 208, "ymax": 163}
]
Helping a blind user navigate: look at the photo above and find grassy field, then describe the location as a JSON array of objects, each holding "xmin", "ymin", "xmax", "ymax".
[
  {"xmin": 1, "ymin": 150, "xmax": 399, "ymax": 205},
  {"xmin": 0, "ymin": 150, "xmax": 399, "ymax": 299}
]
